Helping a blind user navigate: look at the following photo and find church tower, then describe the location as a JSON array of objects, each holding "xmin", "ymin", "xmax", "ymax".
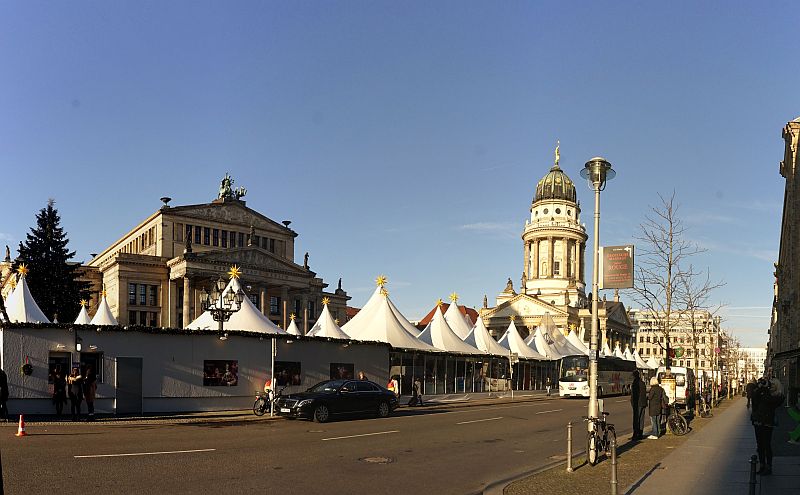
[{"xmin": 521, "ymin": 143, "xmax": 588, "ymax": 308}]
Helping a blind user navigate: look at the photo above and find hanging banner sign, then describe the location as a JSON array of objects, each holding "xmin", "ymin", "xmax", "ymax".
[{"xmin": 599, "ymin": 245, "xmax": 635, "ymax": 289}]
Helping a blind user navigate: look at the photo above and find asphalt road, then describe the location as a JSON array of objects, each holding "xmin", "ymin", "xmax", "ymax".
[{"xmin": 0, "ymin": 396, "xmax": 634, "ymax": 495}]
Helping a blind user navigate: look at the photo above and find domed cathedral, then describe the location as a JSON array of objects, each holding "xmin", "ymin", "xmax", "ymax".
[{"xmin": 479, "ymin": 144, "xmax": 634, "ymax": 349}]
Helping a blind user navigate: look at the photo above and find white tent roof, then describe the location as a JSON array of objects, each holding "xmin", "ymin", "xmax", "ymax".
[
  {"xmin": 74, "ymin": 304, "xmax": 91, "ymax": 324},
  {"xmin": 186, "ymin": 277, "xmax": 286, "ymax": 334},
  {"xmin": 4, "ymin": 273, "xmax": 49, "ymax": 323},
  {"xmin": 498, "ymin": 320, "xmax": 549, "ymax": 360},
  {"xmin": 443, "ymin": 302, "xmax": 473, "ymax": 340},
  {"xmin": 285, "ymin": 318, "xmax": 302, "ymax": 336},
  {"xmin": 613, "ymin": 345, "xmax": 625, "ymax": 359},
  {"xmin": 418, "ymin": 306, "xmax": 482, "ymax": 354},
  {"xmin": 632, "ymin": 349, "xmax": 650, "ymax": 369},
  {"xmin": 463, "ymin": 316, "xmax": 510, "ymax": 355},
  {"xmin": 539, "ymin": 313, "xmax": 585, "ymax": 356},
  {"xmin": 645, "ymin": 355, "xmax": 661, "ymax": 369},
  {"xmin": 622, "ymin": 346, "xmax": 635, "ymax": 361},
  {"xmin": 566, "ymin": 328, "xmax": 589, "ymax": 355},
  {"xmin": 523, "ymin": 326, "xmax": 538, "ymax": 346},
  {"xmin": 307, "ymin": 303, "xmax": 350, "ymax": 339},
  {"xmin": 90, "ymin": 295, "xmax": 118, "ymax": 326},
  {"xmin": 602, "ymin": 341, "xmax": 613, "ymax": 357},
  {"xmin": 531, "ymin": 327, "xmax": 564, "ymax": 359},
  {"xmin": 341, "ymin": 286, "xmax": 435, "ymax": 351}
]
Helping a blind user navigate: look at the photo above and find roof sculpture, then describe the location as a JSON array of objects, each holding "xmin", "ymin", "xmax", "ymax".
[
  {"xmin": 463, "ymin": 316, "xmax": 510, "ymax": 355},
  {"xmin": 341, "ymin": 276, "xmax": 435, "ymax": 351},
  {"xmin": 307, "ymin": 298, "xmax": 350, "ymax": 339},
  {"xmin": 186, "ymin": 269, "xmax": 286, "ymax": 335},
  {"xmin": 533, "ymin": 142, "xmax": 577, "ymax": 204},
  {"xmin": 443, "ymin": 293, "xmax": 474, "ymax": 339},
  {"xmin": 90, "ymin": 290, "xmax": 118, "ymax": 326},
  {"xmin": 73, "ymin": 300, "xmax": 91, "ymax": 324},
  {"xmin": 4, "ymin": 265, "xmax": 50, "ymax": 323},
  {"xmin": 417, "ymin": 302, "xmax": 482, "ymax": 354},
  {"xmin": 498, "ymin": 318, "xmax": 549, "ymax": 360},
  {"xmin": 285, "ymin": 315, "xmax": 302, "ymax": 336}
]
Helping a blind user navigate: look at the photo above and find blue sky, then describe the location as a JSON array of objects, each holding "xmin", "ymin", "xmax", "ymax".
[{"xmin": 2, "ymin": 2, "xmax": 796, "ymax": 346}]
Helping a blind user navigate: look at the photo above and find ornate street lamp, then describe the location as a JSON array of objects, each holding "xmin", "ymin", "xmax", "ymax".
[
  {"xmin": 580, "ymin": 157, "xmax": 615, "ymax": 426},
  {"xmin": 200, "ymin": 275, "xmax": 245, "ymax": 335}
]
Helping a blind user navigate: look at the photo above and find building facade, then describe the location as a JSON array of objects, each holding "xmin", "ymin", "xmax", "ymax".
[
  {"xmin": 81, "ymin": 175, "xmax": 349, "ymax": 331},
  {"xmin": 479, "ymin": 149, "xmax": 633, "ymax": 348},
  {"xmin": 738, "ymin": 347, "xmax": 767, "ymax": 382},
  {"xmin": 769, "ymin": 117, "xmax": 800, "ymax": 404}
]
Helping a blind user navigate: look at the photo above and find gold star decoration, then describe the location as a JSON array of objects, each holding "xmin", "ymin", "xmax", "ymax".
[
  {"xmin": 436, "ymin": 298, "xmax": 444, "ymax": 308},
  {"xmin": 509, "ymin": 315, "xmax": 516, "ymax": 322},
  {"xmin": 449, "ymin": 292, "xmax": 459, "ymax": 303},
  {"xmin": 375, "ymin": 275, "xmax": 387, "ymax": 288},
  {"xmin": 228, "ymin": 265, "xmax": 242, "ymax": 279},
  {"xmin": 16, "ymin": 264, "xmax": 29, "ymax": 276},
  {"xmin": 321, "ymin": 297, "xmax": 330, "ymax": 306},
  {"xmin": 334, "ymin": 319, "xmax": 340, "ymax": 325},
  {"xmin": 80, "ymin": 299, "xmax": 88, "ymax": 307},
  {"xmin": 290, "ymin": 313, "xmax": 296, "ymax": 321},
  {"xmin": 101, "ymin": 288, "xmax": 107, "ymax": 298}
]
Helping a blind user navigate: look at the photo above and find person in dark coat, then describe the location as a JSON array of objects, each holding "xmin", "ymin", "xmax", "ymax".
[
  {"xmin": 745, "ymin": 379, "xmax": 757, "ymax": 408},
  {"xmin": 67, "ymin": 367, "xmax": 84, "ymax": 422},
  {"xmin": 410, "ymin": 377, "xmax": 424, "ymax": 406},
  {"xmin": 630, "ymin": 370, "xmax": 648, "ymax": 440},
  {"xmin": 647, "ymin": 377, "xmax": 668, "ymax": 439},
  {"xmin": 751, "ymin": 377, "xmax": 785, "ymax": 475},
  {"xmin": 51, "ymin": 365, "xmax": 68, "ymax": 416},
  {"xmin": 83, "ymin": 365, "xmax": 97, "ymax": 421},
  {"xmin": 0, "ymin": 367, "xmax": 9, "ymax": 422}
]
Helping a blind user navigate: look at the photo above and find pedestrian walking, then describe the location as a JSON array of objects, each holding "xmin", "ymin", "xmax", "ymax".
[
  {"xmin": 357, "ymin": 370, "xmax": 368, "ymax": 381},
  {"xmin": 545, "ymin": 376, "xmax": 552, "ymax": 396},
  {"xmin": 746, "ymin": 379, "xmax": 757, "ymax": 408},
  {"xmin": 630, "ymin": 370, "xmax": 647, "ymax": 440},
  {"xmin": 410, "ymin": 377, "xmax": 424, "ymax": 406},
  {"xmin": 647, "ymin": 377, "xmax": 668, "ymax": 439},
  {"xmin": 83, "ymin": 365, "xmax": 97, "ymax": 421},
  {"xmin": 751, "ymin": 377, "xmax": 785, "ymax": 475},
  {"xmin": 0, "ymin": 367, "xmax": 9, "ymax": 422},
  {"xmin": 51, "ymin": 365, "xmax": 67, "ymax": 416},
  {"xmin": 67, "ymin": 366, "xmax": 84, "ymax": 422}
]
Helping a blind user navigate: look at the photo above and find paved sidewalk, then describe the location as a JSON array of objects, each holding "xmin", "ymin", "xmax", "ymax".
[{"xmin": 628, "ymin": 398, "xmax": 800, "ymax": 495}]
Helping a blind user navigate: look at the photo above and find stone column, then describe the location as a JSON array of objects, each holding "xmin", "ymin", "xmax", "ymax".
[
  {"xmin": 260, "ymin": 286, "xmax": 268, "ymax": 316},
  {"xmin": 562, "ymin": 238, "xmax": 569, "ymax": 279},
  {"xmin": 301, "ymin": 294, "xmax": 309, "ymax": 334},
  {"xmin": 579, "ymin": 243, "xmax": 586, "ymax": 281},
  {"xmin": 532, "ymin": 241, "xmax": 539, "ymax": 278},
  {"xmin": 280, "ymin": 286, "xmax": 289, "ymax": 327},
  {"xmin": 548, "ymin": 237, "xmax": 554, "ymax": 278},
  {"xmin": 182, "ymin": 276, "xmax": 191, "ymax": 328},
  {"xmin": 169, "ymin": 279, "xmax": 177, "ymax": 328},
  {"xmin": 523, "ymin": 241, "xmax": 530, "ymax": 280}
]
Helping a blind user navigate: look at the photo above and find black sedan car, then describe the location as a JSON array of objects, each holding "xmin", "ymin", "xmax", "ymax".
[{"xmin": 274, "ymin": 379, "xmax": 399, "ymax": 423}]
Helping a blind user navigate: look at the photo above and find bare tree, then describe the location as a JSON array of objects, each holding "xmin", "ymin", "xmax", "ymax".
[{"xmin": 628, "ymin": 192, "xmax": 705, "ymax": 368}]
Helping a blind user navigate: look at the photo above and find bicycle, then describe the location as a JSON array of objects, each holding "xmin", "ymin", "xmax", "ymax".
[
  {"xmin": 584, "ymin": 412, "xmax": 616, "ymax": 466},
  {"xmin": 253, "ymin": 386, "xmax": 286, "ymax": 416},
  {"xmin": 697, "ymin": 394, "xmax": 713, "ymax": 418},
  {"xmin": 665, "ymin": 403, "xmax": 689, "ymax": 435}
]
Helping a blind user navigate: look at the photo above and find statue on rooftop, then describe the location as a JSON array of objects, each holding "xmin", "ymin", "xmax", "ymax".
[{"xmin": 218, "ymin": 173, "xmax": 247, "ymax": 200}]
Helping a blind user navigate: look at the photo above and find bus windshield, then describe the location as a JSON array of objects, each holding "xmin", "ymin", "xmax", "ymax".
[{"xmin": 560, "ymin": 355, "xmax": 589, "ymax": 382}]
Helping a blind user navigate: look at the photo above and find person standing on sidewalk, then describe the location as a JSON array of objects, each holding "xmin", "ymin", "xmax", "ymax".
[
  {"xmin": 83, "ymin": 365, "xmax": 97, "ymax": 421},
  {"xmin": 647, "ymin": 377, "xmax": 668, "ymax": 439},
  {"xmin": 67, "ymin": 366, "xmax": 84, "ymax": 422},
  {"xmin": 545, "ymin": 376, "xmax": 552, "ymax": 396},
  {"xmin": 745, "ymin": 379, "xmax": 757, "ymax": 408},
  {"xmin": 751, "ymin": 377, "xmax": 785, "ymax": 475},
  {"xmin": 631, "ymin": 370, "xmax": 647, "ymax": 440}
]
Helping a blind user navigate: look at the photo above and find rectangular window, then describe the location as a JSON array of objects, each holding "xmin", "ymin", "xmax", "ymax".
[
  {"xmin": 149, "ymin": 312, "xmax": 158, "ymax": 327},
  {"xmin": 253, "ymin": 235, "xmax": 260, "ymax": 247},
  {"xmin": 79, "ymin": 352, "xmax": 104, "ymax": 383},
  {"xmin": 175, "ymin": 223, "xmax": 183, "ymax": 242},
  {"xmin": 248, "ymin": 294, "xmax": 259, "ymax": 310},
  {"xmin": 149, "ymin": 285, "xmax": 158, "ymax": 306},
  {"xmin": 269, "ymin": 238, "xmax": 275, "ymax": 253},
  {"xmin": 140, "ymin": 311, "xmax": 148, "ymax": 326},
  {"xmin": 270, "ymin": 296, "xmax": 280, "ymax": 315},
  {"xmin": 195, "ymin": 226, "xmax": 201, "ymax": 244},
  {"xmin": 213, "ymin": 229, "xmax": 219, "ymax": 246},
  {"xmin": 308, "ymin": 301, "xmax": 316, "ymax": 318},
  {"xmin": 261, "ymin": 237, "xmax": 267, "ymax": 249},
  {"xmin": 639, "ymin": 336, "xmax": 644, "ymax": 343},
  {"xmin": 221, "ymin": 230, "xmax": 227, "ymax": 248},
  {"xmin": 294, "ymin": 299, "xmax": 302, "ymax": 317},
  {"xmin": 238, "ymin": 232, "xmax": 244, "ymax": 247},
  {"xmin": 230, "ymin": 231, "xmax": 236, "ymax": 248},
  {"xmin": 139, "ymin": 285, "xmax": 146, "ymax": 305},
  {"xmin": 701, "ymin": 360, "xmax": 706, "ymax": 367},
  {"xmin": 129, "ymin": 311, "xmax": 137, "ymax": 325},
  {"xmin": 553, "ymin": 261, "xmax": 561, "ymax": 276},
  {"xmin": 129, "ymin": 283, "xmax": 136, "ymax": 305},
  {"xmin": 203, "ymin": 227, "xmax": 210, "ymax": 245}
]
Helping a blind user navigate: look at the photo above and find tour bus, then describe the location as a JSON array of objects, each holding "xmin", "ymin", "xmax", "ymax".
[
  {"xmin": 656, "ymin": 366, "xmax": 696, "ymax": 409},
  {"xmin": 559, "ymin": 354, "xmax": 637, "ymax": 398}
]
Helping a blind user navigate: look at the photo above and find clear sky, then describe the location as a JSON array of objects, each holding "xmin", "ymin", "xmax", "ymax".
[{"xmin": 2, "ymin": 2, "xmax": 796, "ymax": 346}]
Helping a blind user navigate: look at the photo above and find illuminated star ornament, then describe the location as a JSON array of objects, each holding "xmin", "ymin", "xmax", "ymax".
[
  {"xmin": 9, "ymin": 278, "xmax": 16, "ymax": 289},
  {"xmin": 509, "ymin": 315, "xmax": 516, "ymax": 322},
  {"xmin": 321, "ymin": 297, "xmax": 330, "ymax": 306},
  {"xmin": 290, "ymin": 313, "xmax": 296, "ymax": 321},
  {"xmin": 375, "ymin": 275, "xmax": 387, "ymax": 288},
  {"xmin": 449, "ymin": 292, "xmax": 459, "ymax": 303},
  {"xmin": 80, "ymin": 299, "xmax": 88, "ymax": 307},
  {"xmin": 436, "ymin": 298, "xmax": 444, "ymax": 308},
  {"xmin": 228, "ymin": 265, "xmax": 242, "ymax": 279},
  {"xmin": 16, "ymin": 264, "xmax": 29, "ymax": 277},
  {"xmin": 101, "ymin": 288, "xmax": 108, "ymax": 298}
]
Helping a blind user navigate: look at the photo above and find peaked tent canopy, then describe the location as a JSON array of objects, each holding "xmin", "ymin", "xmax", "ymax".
[
  {"xmin": 90, "ymin": 293, "xmax": 118, "ymax": 326},
  {"xmin": 463, "ymin": 316, "xmax": 510, "ymax": 356},
  {"xmin": 622, "ymin": 346, "xmax": 635, "ymax": 361},
  {"xmin": 539, "ymin": 313, "xmax": 585, "ymax": 356},
  {"xmin": 73, "ymin": 303, "xmax": 91, "ymax": 324},
  {"xmin": 602, "ymin": 341, "xmax": 613, "ymax": 358},
  {"xmin": 531, "ymin": 327, "xmax": 564, "ymax": 359},
  {"xmin": 418, "ymin": 305, "xmax": 482, "ymax": 354},
  {"xmin": 632, "ymin": 349, "xmax": 650, "ymax": 369},
  {"xmin": 443, "ymin": 298, "xmax": 474, "ymax": 340},
  {"xmin": 645, "ymin": 355, "xmax": 661, "ymax": 370},
  {"xmin": 566, "ymin": 328, "xmax": 589, "ymax": 355},
  {"xmin": 498, "ymin": 320, "xmax": 549, "ymax": 360},
  {"xmin": 186, "ymin": 275, "xmax": 286, "ymax": 335},
  {"xmin": 285, "ymin": 318, "xmax": 302, "ymax": 336},
  {"xmin": 613, "ymin": 345, "xmax": 625, "ymax": 359},
  {"xmin": 4, "ymin": 269, "xmax": 50, "ymax": 323},
  {"xmin": 307, "ymin": 302, "xmax": 350, "ymax": 339}
]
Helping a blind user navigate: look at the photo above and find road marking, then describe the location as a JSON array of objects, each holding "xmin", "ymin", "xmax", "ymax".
[
  {"xmin": 75, "ymin": 448, "xmax": 215, "ymax": 459},
  {"xmin": 615, "ymin": 400, "xmax": 628, "ymax": 403},
  {"xmin": 535, "ymin": 409, "xmax": 563, "ymax": 415},
  {"xmin": 321, "ymin": 430, "xmax": 399, "ymax": 441},
  {"xmin": 456, "ymin": 417, "xmax": 503, "ymax": 425}
]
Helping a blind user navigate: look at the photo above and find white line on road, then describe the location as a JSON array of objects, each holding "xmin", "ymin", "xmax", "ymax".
[
  {"xmin": 75, "ymin": 448, "xmax": 216, "ymax": 459},
  {"xmin": 535, "ymin": 409, "xmax": 564, "ymax": 415},
  {"xmin": 456, "ymin": 417, "xmax": 503, "ymax": 425},
  {"xmin": 321, "ymin": 430, "xmax": 399, "ymax": 441},
  {"xmin": 615, "ymin": 400, "xmax": 628, "ymax": 403}
]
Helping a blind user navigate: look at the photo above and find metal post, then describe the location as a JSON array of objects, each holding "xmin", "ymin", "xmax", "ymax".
[
  {"xmin": 270, "ymin": 337, "xmax": 276, "ymax": 417},
  {"xmin": 588, "ymin": 180, "xmax": 601, "ymax": 427},
  {"xmin": 748, "ymin": 454, "xmax": 757, "ymax": 495},
  {"xmin": 566, "ymin": 422, "xmax": 574, "ymax": 473},
  {"xmin": 610, "ymin": 436, "xmax": 618, "ymax": 495}
]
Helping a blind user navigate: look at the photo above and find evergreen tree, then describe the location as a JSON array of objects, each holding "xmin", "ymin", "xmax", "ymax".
[{"xmin": 13, "ymin": 199, "xmax": 88, "ymax": 322}]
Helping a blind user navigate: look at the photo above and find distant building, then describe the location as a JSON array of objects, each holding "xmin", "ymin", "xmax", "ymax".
[{"xmin": 738, "ymin": 347, "xmax": 767, "ymax": 381}]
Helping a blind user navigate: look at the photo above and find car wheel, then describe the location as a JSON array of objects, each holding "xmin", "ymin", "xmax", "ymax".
[
  {"xmin": 313, "ymin": 404, "xmax": 330, "ymax": 423},
  {"xmin": 377, "ymin": 401, "xmax": 390, "ymax": 418}
]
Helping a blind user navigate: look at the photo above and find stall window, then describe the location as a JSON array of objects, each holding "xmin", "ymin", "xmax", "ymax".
[
  {"xmin": 80, "ymin": 352, "xmax": 104, "ymax": 383},
  {"xmin": 48, "ymin": 352, "xmax": 71, "ymax": 384}
]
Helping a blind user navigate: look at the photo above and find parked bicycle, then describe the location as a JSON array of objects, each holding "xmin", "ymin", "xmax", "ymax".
[
  {"xmin": 584, "ymin": 412, "xmax": 616, "ymax": 466},
  {"xmin": 665, "ymin": 403, "xmax": 689, "ymax": 435},
  {"xmin": 253, "ymin": 386, "xmax": 286, "ymax": 416},
  {"xmin": 697, "ymin": 393, "xmax": 713, "ymax": 418}
]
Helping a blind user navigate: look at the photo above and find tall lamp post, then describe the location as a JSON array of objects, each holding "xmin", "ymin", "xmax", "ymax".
[
  {"xmin": 200, "ymin": 275, "xmax": 245, "ymax": 336},
  {"xmin": 580, "ymin": 157, "xmax": 616, "ymax": 425}
]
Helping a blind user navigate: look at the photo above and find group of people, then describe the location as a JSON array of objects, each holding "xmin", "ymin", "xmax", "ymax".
[
  {"xmin": 51, "ymin": 364, "xmax": 97, "ymax": 421},
  {"xmin": 629, "ymin": 370, "xmax": 671, "ymax": 440}
]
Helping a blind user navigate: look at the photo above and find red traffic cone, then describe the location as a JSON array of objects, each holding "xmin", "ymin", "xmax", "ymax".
[{"xmin": 15, "ymin": 414, "xmax": 27, "ymax": 437}]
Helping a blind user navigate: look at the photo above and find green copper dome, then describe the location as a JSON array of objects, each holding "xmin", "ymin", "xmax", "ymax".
[{"xmin": 534, "ymin": 164, "xmax": 577, "ymax": 203}]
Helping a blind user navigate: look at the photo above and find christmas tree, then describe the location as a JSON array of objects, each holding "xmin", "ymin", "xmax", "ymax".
[{"xmin": 13, "ymin": 199, "xmax": 89, "ymax": 322}]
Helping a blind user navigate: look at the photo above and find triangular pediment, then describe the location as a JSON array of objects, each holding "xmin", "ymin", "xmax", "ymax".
[
  {"xmin": 192, "ymin": 247, "xmax": 308, "ymax": 276},
  {"xmin": 168, "ymin": 202, "xmax": 293, "ymax": 237},
  {"xmin": 604, "ymin": 302, "xmax": 632, "ymax": 328},
  {"xmin": 485, "ymin": 294, "xmax": 569, "ymax": 319}
]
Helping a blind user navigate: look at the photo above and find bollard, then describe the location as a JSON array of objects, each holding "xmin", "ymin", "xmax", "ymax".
[
  {"xmin": 610, "ymin": 436, "xmax": 618, "ymax": 495},
  {"xmin": 748, "ymin": 455, "xmax": 757, "ymax": 495},
  {"xmin": 566, "ymin": 422, "xmax": 573, "ymax": 473}
]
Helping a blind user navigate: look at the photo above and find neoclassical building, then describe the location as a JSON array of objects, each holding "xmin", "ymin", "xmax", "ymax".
[
  {"xmin": 479, "ymin": 148, "xmax": 633, "ymax": 349},
  {"xmin": 80, "ymin": 175, "xmax": 349, "ymax": 330}
]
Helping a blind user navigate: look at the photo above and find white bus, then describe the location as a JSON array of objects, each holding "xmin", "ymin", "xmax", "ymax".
[{"xmin": 559, "ymin": 354, "xmax": 636, "ymax": 398}]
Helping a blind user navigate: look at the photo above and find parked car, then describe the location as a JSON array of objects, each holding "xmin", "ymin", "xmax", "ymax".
[{"xmin": 274, "ymin": 379, "xmax": 399, "ymax": 423}]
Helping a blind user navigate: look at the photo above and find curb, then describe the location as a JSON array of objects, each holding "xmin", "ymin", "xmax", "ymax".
[{"xmin": 482, "ymin": 450, "xmax": 587, "ymax": 495}]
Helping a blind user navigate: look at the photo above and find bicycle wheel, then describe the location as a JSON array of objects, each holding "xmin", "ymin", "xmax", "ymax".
[
  {"xmin": 253, "ymin": 397, "xmax": 267, "ymax": 416},
  {"xmin": 587, "ymin": 431, "xmax": 599, "ymax": 466},
  {"xmin": 605, "ymin": 426, "xmax": 617, "ymax": 454},
  {"xmin": 667, "ymin": 412, "xmax": 688, "ymax": 436}
]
